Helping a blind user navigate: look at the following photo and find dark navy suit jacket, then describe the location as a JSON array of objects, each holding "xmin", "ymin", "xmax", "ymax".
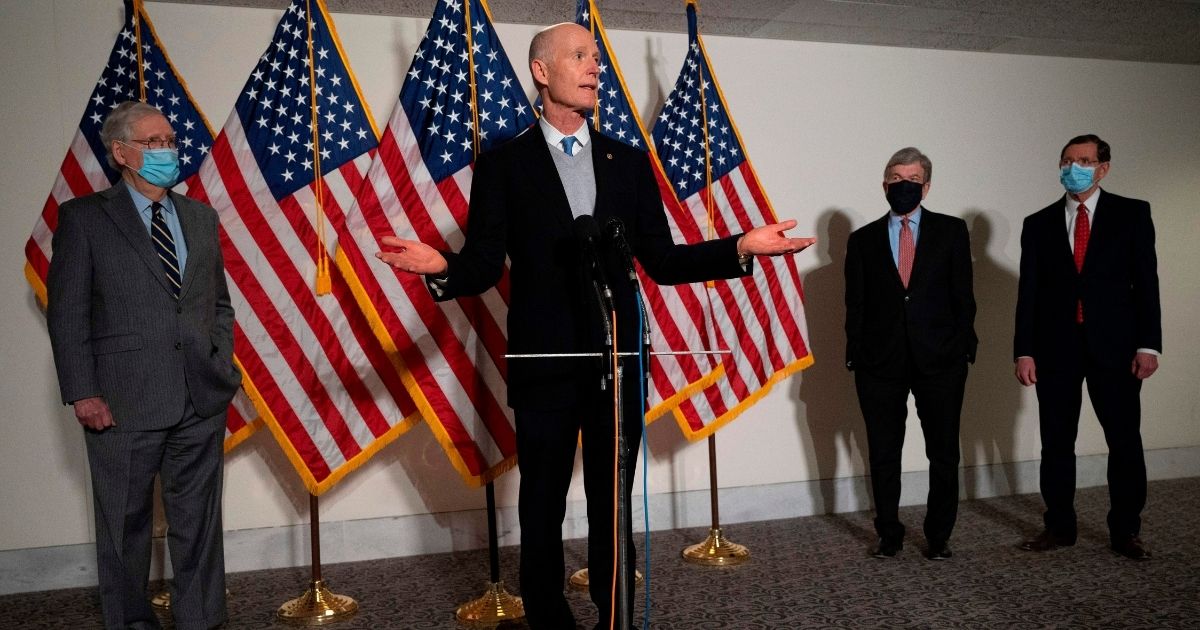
[
  {"xmin": 1014, "ymin": 189, "xmax": 1161, "ymax": 370},
  {"xmin": 845, "ymin": 208, "xmax": 977, "ymax": 375}
]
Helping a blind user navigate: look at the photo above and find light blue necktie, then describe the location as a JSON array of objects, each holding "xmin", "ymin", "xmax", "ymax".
[{"xmin": 561, "ymin": 136, "xmax": 577, "ymax": 156}]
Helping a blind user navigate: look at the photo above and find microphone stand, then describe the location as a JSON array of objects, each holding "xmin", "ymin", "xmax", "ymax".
[{"xmin": 508, "ymin": 219, "xmax": 728, "ymax": 629}]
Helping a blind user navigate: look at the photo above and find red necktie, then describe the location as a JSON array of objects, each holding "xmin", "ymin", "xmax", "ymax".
[
  {"xmin": 898, "ymin": 216, "xmax": 914, "ymax": 288},
  {"xmin": 1074, "ymin": 204, "xmax": 1090, "ymax": 322}
]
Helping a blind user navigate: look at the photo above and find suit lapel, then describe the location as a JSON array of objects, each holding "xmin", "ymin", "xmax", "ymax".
[
  {"xmin": 172, "ymin": 191, "xmax": 205, "ymax": 299},
  {"xmin": 591, "ymin": 133, "xmax": 614, "ymax": 225},
  {"xmin": 527, "ymin": 124, "xmax": 576, "ymax": 234},
  {"xmin": 101, "ymin": 184, "xmax": 176, "ymax": 298},
  {"xmin": 1050, "ymin": 196, "xmax": 1074, "ymax": 263},
  {"xmin": 909, "ymin": 208, "xmax": 934, "ymax": 286},
  {"xmin": 870, "ymin": 213, "xmax": 904, "ymax": 288},
  {"xmin": 1081, "ymin": 189, "xmax": 1112, "ymax": 275}
]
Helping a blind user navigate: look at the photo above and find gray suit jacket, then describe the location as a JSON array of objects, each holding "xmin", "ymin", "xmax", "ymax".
[{"xmin": 47, "ymin": 183, "xmax": 241, "ymax": 430}]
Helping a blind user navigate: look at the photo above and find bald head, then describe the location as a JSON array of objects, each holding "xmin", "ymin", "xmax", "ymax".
[{"xmin": 529, "ymin": 22, "xmax": 589, "ymax": 68}]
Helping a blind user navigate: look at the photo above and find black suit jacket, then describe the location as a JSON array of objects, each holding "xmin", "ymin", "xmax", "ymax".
[
  {"xmin": 1014, "ymin": 189, "xmax": 1161, "ymax": 370},
  {"xmin": 436, "ymin": 125, "xmax": 748, "ymax": 410},
  {"xmin": 845, "ymin": 208, "xmax": 977, "ymax": 375}
]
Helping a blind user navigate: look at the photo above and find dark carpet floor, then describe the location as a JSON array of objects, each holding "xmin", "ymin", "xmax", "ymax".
[{"xmin": 4, "ymin": 478, "xmax": 1199, "ymax": 629}]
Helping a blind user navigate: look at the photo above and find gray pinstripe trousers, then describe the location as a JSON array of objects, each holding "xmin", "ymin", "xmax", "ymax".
[{"xmin": 84, "ymin": 402, "xmax": 226, "ymax": 630}]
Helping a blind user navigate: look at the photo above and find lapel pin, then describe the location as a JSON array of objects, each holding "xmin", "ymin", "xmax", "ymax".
[{"xmin": 606, "ymin": 153, "xmax": 613, "ymax": 160}]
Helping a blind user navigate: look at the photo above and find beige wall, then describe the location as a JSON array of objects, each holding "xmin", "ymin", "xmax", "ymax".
[{"xmin": 1, "ymin": 0, "xmax": 1197, "ymax": 552}]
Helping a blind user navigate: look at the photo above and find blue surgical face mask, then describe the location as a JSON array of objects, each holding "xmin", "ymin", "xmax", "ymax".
[
  {"xmin": 122, "ymin": 142, "xmax": 180, "ymax": 188},
  {"xmin": 1059, "ymin": 163, "xmax": 1095, "ymax": 195}
]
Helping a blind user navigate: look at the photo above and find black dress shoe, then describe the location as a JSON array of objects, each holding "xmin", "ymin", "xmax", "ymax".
[
  {"xmin": 1020, "ymin": 530, "xmax": 1076, "ymax": 552},
  {"xmin": 925, "ymin": 542, "xmax": 952, "ymax": 560},
  {"xmin": 870, "ymin": 538, "xmax": 902, "ymax": 558},
  {"xmin": 1111, "ymin": 536, "xmax": 1151, "ymax": 560}
]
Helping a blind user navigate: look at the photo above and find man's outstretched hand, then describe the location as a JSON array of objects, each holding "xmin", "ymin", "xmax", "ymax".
[
  {"xmin": 738, "ymin": 219, "xmax": 816, "ymax": 257},
  {"xmin": 376, "ymin": 236, "xmax": 448, "ymax": 275}
]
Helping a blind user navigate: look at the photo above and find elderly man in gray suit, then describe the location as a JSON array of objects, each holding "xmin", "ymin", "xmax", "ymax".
[{"xmin": 47, "ymin": 101, "xmax": 241, "ymax": 630}]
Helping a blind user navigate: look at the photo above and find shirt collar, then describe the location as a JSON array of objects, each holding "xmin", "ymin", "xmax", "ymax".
[
  {"xmin": 1066, "ymin": 188, "xmax": 1101, "ymax": 215},
  {"xmin": 889, "ymin": 206, "xmax": 923, "ymax": 226},
  {"xmin": 125, "ymin": 181, "xmax": 175, "ymax": 216},
  {"xmin": 540, "ymin": 117, "xmax": 591, "ymax": 153}
]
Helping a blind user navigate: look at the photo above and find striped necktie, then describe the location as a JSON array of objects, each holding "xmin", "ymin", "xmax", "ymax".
[{"xmin": 150, "ymin": 202, "xmax": 182, "ymax": 298}]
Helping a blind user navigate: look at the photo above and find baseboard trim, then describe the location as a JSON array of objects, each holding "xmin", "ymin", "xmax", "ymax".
[{"xmin": 3, "ymin": 445, "xmax": 1197, "ymax": 595}]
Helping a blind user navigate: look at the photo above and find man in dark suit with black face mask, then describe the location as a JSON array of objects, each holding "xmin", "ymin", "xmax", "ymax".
[{"xmin": 845, "ymin": 147, "xmax": 977, "ymax": 561}]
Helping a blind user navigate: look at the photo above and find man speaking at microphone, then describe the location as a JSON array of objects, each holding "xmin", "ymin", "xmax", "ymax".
[{"xmin": 376, "ymin": 22, "xmax": 811, "ymax": 629}]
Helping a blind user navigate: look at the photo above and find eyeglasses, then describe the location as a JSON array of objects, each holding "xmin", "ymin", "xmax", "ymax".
[
  {"xmin": 124, "ymin": 136, "xmax": 178, "ymax": 150},
  {"xmin": 1059, "ymin": 157, "xmax": 1101, "ymax": 168}
]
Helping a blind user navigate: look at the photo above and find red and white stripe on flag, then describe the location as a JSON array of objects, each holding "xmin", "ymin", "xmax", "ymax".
[
  {"xmin": 22, "ymin": 0, "xmax": 263, "ymax": 450},
  {"xmin": 671, "ymin": 164, "xmax": 812, "ymax": 438},
  {"xmin": 335, "ymin": 0, "xmax": 535, "ymax": 487},
  {"xmin": 190, "ymin": 0, "xmax": 420, "ymax": 494},
  {"xmin": 651, "ymin": 0, "xmax": 813, "ymax": 439}
]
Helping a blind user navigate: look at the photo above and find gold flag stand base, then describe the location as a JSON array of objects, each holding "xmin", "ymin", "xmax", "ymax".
[
  {"xmin": 681, "ymin": 527, "xmax": 750, "ymax": 566},
  {"xmin": 455, "ymin": 581, "xmax": 524, "ymax": 627},
  {"xmin": 276, "ymin": 579, "xmax": 358, "ymax": 625},
  {"xmin": 567, "ymin": 568, "xmax": 644, "ymax": 592}
]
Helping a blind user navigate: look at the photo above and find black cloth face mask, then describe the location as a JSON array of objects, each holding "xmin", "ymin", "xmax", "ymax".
[{"xmin": 886, "ymin": 180, "xmax": 923, "ymax": 215}]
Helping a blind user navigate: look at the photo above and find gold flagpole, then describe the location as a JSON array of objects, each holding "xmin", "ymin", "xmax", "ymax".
[
  {"xmin": 305, "ymin": 0, "xmax": 332, "ymax": 296},
  {"xmin": 133, "ymin": 0, "xmax": 146, "ymax": 102},
  {"xmin": 278, "ymin": 6, "xmax": 353, "ymax": 619},
  {"xmin": 680, "ymin": 0, "xmax": 749, "ymax": 567},
  {"xmin": 277, "ymin": 493, "xmax": 358, "ymax": 624},
  {"xmin": 454, "ymin": 4, "xmax": 523, "ymax": 623}
]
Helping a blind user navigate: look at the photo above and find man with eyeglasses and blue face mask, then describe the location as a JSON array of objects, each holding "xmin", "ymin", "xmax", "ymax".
[
  {"xmin": 46, "ymin": 101, "xmax": 241, "ymax": 629},
  {"xmin": 1015, "ymin": 134, "xmax": 1161, "ymax": 561}
]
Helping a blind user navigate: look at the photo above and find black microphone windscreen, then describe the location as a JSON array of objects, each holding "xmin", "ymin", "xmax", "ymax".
[{"xmin": 574, "ymin": 214, "xmax": 601, "ymax": 241}]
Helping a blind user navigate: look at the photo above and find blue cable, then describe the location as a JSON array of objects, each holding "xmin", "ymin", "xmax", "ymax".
[{"xmin": 637, "ymin": 300, "xmax": 651, "ymax": 629}]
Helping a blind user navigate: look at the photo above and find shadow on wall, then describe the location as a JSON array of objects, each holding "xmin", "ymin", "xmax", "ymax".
[
  {"xmin": 959, "ymin": 210, "xmax": 1022, "ymax": 500},
  {"xmin": 795, "ymin": 209, "xmax": 869, "ymax": 517}
]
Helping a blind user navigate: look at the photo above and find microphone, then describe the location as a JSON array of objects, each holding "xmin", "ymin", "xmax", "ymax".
[
  {"xmin": 575, "ymin": 215, "xmax": 611, "ymax": 293},
  {"xmin": 574, "ymin": 215, "xmax": 614, "ymax": 333},
  {"xmin": 604, "ymin": 217, "xmax": 637, "ymax": 283},
  {"xmin": 605, "ymin": 218, "xmax": 652, "ymax": 349}
]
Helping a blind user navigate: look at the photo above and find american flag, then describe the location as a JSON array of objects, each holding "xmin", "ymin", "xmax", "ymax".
[
  {"xmin": 190, "ymin": 0, "xmax": 420, "ymax": 493},
  {"xmin": 337, "ymin": 0, "xmax": 534, "ymax": 486},
  {"xmin": 650, "ymin": 0, "xmax": 812, "ymax": 437},
  {"xmin": 574, "ymin": 0, "xmax": 727, "ymax": 426},
  {"xmin": 22, "ymin": 0, "xmax": 261, "ymax": 448}
]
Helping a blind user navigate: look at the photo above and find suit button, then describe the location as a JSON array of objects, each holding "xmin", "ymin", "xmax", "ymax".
[
  {"xmin": 904, "ymin": 295, "xmax": 910, "ymax": 302},
  {"xmin": 174, "ymin": 342, "xmax": 182, "ymax": 350},
  {"xmin": 176, "ymin": 306, "xmax": 183, "ymax": 314}
]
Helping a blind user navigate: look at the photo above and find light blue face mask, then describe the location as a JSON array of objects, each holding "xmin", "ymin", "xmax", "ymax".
[
  {"xmin": 121, "ymin": 142, "xmax": 180, "ymax": 188},
  {"xmin": 1059, "ymin": 163, "xmax": 1095, "ymax": 195},
  {"xmin": 138, "ymin": 147, "xmax": 181, "ymax": 188}
]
